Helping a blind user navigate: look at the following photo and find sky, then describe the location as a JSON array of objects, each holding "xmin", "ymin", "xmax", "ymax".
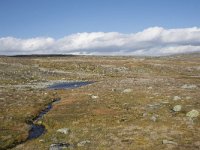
[{"xmin": 0, "ymin": 0, "xmax": 200, "ymax": 55}]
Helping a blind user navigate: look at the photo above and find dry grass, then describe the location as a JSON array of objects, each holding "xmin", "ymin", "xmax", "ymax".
[{"xmin": 0, "ymin": 54, "xmax": 199, "ymax": 149}]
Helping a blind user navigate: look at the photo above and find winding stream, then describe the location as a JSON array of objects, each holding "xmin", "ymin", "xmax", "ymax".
[
  {"xmin": 27, "ymin": 81, "xmax": 93, "ymax": 140},
  {"xmin": 27, "ymin": 98, "xmax": 60, "ymax": 140}
]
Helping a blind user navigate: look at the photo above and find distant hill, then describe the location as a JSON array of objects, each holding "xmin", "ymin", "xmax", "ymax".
[
  {"xmin": 8, "ymin": 54, "xmax": 75, "ymax": 58},
  {"xmin": 0, "ymin": 52, "xmax": 199, "ymax": 58}
]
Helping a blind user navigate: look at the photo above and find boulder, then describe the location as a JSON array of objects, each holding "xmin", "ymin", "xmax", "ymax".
[
  {"xmin": 173, "ymin": 96, "xmax": 181, "ymax": 101},
  {"xmin": 91, "ymin": 95, "xmax": 99, "ymax": 99},
  {"xmin": 49, "ymin": 143, "xmax": 70, "ymax": 150},
  {"xmin": 162, "ymin": 140, "xmax": 178, "ymax": 145},
  {"xmin": 123, "ymin": 89, "xmax": 133, "ymax": 93},
  {"xmin": 173, "ymin": 105, "xmax": 182, "ymax": 112},
  {"xmin": 181, "ymin": 84, "xmax": 197, "ymax": 89},
  {"xmin": 77, "ymin": 140, "xmax": 91, "ymax": 147},
  {"xmin": 57, "ymin": 128, "xmax": 71, "ymax": 135},
  {"xmin": 186, "ymin": 110, "xmax": 199, "ymax": 118}
]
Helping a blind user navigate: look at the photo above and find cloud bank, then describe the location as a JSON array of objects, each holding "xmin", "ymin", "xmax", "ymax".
[{"xmin": 1, "ymin": 27, "xmax": 200, "ymax": 56}]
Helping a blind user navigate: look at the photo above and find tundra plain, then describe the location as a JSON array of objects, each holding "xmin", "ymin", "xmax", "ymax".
[{"xmin": 0, "ymin": 54, "xmax": 200, "ymax": 150}]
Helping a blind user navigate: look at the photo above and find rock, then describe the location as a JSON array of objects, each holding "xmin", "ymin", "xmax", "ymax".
[
  {"xmin": 39, "ymin": 139, "xmax": 45, "ymax": 142},
  {"xmin": 57, "ymin": 128, "xmax": 71, "ymax": 135},
  {"xmin": 161, "ymin": 101, "xmax": 169, "ymax": 104},
  {"xmin": 91, "ymin": 95, "xmax": 99, "ymax": 99},
  {"xmin": 186, "ymin": 110, "xmax": 199, "ymax": 118},
  {"xmin": 173, "ymin": 105, "xmax": 182, "ymax": 112},
  {"xmin": 122, "ymin": 89, "xmax": 133, "ymax": 93},
  {"xmin": 186, "ymin": 96, "xmax": 191, "ymax": 100},
  {"xmin": 148, "ymin": 103, "xmax": 160, "ymax": 109},
  {"xmin": 49, "ymin": 143, "xmax": 70, "ymax": 150},
  {"xmin": 181, "ymin": 84, "xmax": 197, "ymax": 89},
  {"xmin": 111, "ymin": 88, "xmax": 117, "ymax": 92},
  {"xmin": 150, "ymin": 115, "xmax": 157, "ymax": 122},
  {"xmin": 37, "ymin": 120, "xmax": 43, "ymax": 125},
  {"xmin": 173, "ymin": 96, "xmax": 181, "ymax": 101},
  {"xmin": 162, "ymin": 140, "xmax": 178, "ymax": 145},
  {"xmin": 77, "ymin": 140, "xmax": 91, "ymax": 147}
]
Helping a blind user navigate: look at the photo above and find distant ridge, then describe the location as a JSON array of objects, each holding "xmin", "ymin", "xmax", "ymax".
[
  {"xmin": 9, "ymin": 54, "xmax": 75, "ymax": 58},
  {"xmin": 0, "ymin": 52, "xmax": 199, "ymax": 58}
]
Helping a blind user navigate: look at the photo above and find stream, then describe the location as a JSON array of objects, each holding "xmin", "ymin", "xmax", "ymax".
[{"xmin": 27, "ymin": 81, "xmax": 93, "ymax": 140}]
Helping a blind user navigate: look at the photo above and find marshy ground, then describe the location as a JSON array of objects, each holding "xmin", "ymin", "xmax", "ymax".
[{"xmin": 0, "ymin": 54, "xmax": 200, "ymax": 150}]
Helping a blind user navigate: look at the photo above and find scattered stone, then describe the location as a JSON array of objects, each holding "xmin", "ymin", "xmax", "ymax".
[
  {"xmin": 150, "ymin": 115, "xmax": 158, "ymax": 122},
  {"xmin": 37, "ymin": 120, "xmax": 43, "ymax": 125},
  {"xmin": 147, "ymin": 86, "xmax": 152, "ymax": 90},
  {"xmin": 162, "ymin": 140, "xmax": 178, "ymax": 145},
  {"xmin": 173, "ymin": 96, "xmax": 181, "ymax": 101},
  {"xmin": 39, "ymin": 139, "xmax": 44, "ymax": 142},
  {"xmin": 173, "ymin": 105, "xmax": 182, "ymax": 112},
  {"xmin": 49, "ymin": 143, "xmax": 71, "ymax": 150},
  {"xmin": 148, "ymin": 103, "xmax": 160, "ymax": 109},
  {"xmin": 111, "ymin": 88, "xmax": 117, "ymax": 92},
  {"xmin": 186, "ymin": 110, "xmax": 199, "ymax": 118},
  {"xmin": 122, "ymin": 89, "xmax": 133, "ymax": 93},
  {"xmin": 186, "ymin": 96, "xmax": 191, "ymax": 100},
  {"xmin": 77, "ymin": 140, "xmax": 91, "ymax": 147},
  {"xmin": 161, "ymin": 101, "xmax": 169, "ymax": 104},
  {"xmin": 91, "ymin": 95, "xmax": 99, "ymax": 99},
  {"xmin": 181, "ymin": 84, "xmax": 197, "ymax": 89},
  {"xmin": 57, "ymin": 128, "xmax": 71, "ymax": 135}
]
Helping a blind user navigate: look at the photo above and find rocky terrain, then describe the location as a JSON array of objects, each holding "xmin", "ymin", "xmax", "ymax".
[{"xmin": 0, "ymin": 54, "xmax": 199, "ymax": 150}]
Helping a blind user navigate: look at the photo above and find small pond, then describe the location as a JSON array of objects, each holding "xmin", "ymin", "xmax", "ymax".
[{"xmin": 48, "ymin": 81, "xmax": 94, "ymax": 90}]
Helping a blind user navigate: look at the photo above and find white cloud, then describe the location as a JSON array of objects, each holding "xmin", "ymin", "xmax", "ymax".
[{"xmin": 1, "ymin": 27, "xmax": 200, "ymax": 56}]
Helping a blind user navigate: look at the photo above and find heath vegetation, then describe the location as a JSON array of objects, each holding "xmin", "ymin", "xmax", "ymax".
[{"xmin": 0, "ymin": 54, "xmax": 199, "ymax": 150}]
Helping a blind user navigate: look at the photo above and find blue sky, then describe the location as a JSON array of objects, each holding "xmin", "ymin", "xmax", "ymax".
[
  {"xmin": 0, "ymin": 0, "xmax": 200, "ymax": 38},
  {"xmin": 0, "ymin": 0, "xmax": 200, "ymax": 55}
]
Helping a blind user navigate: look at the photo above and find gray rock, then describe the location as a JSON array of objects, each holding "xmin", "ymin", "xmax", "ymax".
[
  {"xmin": 151, "ymin": 116, "xmax": 157, "ymax": 122},
  {"xmin": 111, "ymin": 88, "xmax": 117, "ymax": 92},
  {"xmin": 49, "ymin": 143, "xmax": 70, "ymax": 150},
  {"xmin": 186, "ymin": 96, "xmax": 191, "ymax": 100},
  {"xmin": 122, "ymin": 89, "xmax": 133, "ymax": 93},
  {"xmin": 161, "ymin": 101, "xmax": 169, "ymax": 104},
  {"xmin": 57, "ymin": 128, "xmax": 71, "ymax": 135},
  {"xmin": 181, "ymin": 84, "xmax": 197, "ymax": 89},
  {"xmin": 173, "ymin": 105, "xmax": 182, "ymax": 112},
  {"xmin": 186, "ymin": 110, "xmax": 199, "ymax": 118},
  {"xmin": 91, "ymin": 95, "xmax": 99, "ymax": 99},
  {"xmin": 173, "ymin": 96, "xmax": 181, "ymax": 101},
  {"xmin": 147, "ymin": 103, "xmax": 160, "ymax": 109},
  {"xmin": 39, "ymin": 139, "xmax": 45, "ymax": 142},
  {"xmin": 77, "ymin": 140, "xmax": 91, "ymax": 147},
  {"xmin": 162, "ymin": 140, "xmax": 178, "ymax": 145}
]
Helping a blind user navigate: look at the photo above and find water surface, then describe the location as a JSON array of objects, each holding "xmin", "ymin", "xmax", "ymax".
[{"xmin": 48, "ymin": 81, "xmax": 93, "ymax": 90}]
